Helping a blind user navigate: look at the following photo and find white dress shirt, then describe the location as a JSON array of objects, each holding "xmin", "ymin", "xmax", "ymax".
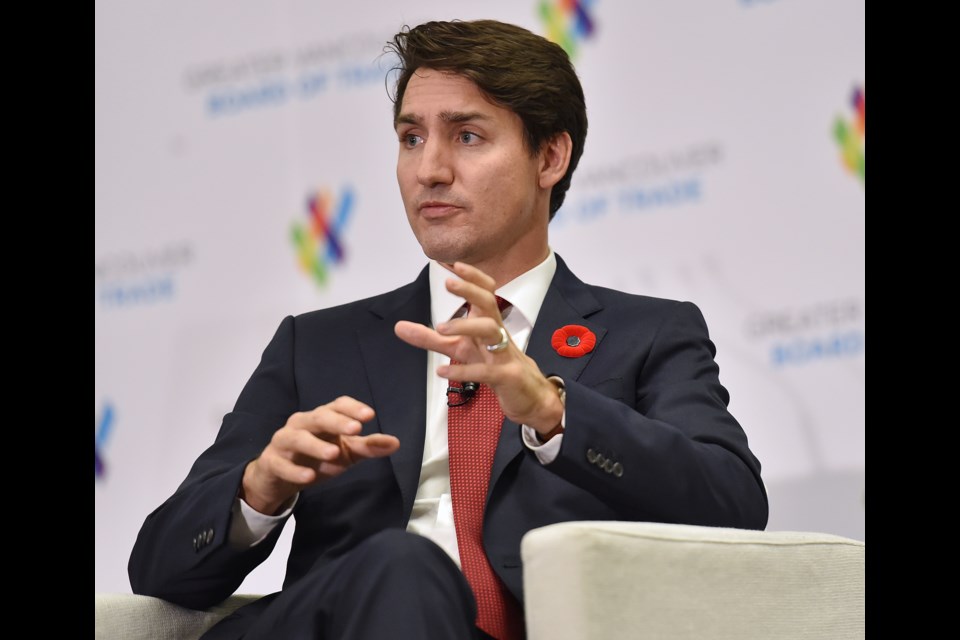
[{"xmin": 229, "ymin": 250, "xmax": 565, "ymax": 562}]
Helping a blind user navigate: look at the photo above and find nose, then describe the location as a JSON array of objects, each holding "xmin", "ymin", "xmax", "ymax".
[{"xmin": 417, "ymin": 139, "xmax": 454, "ymax": 187}]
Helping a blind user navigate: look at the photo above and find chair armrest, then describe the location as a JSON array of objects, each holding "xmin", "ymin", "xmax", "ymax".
[
  {"xmin": 521, "ymin": 521, "xmax": 864, "ymax": 640},
  {"xmin": 95, "ymin": 593, "xmax": 262, "ymax": 640}
]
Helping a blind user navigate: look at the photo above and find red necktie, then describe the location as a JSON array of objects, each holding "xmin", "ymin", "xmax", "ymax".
[{"xmin": 448, "ymin": 297, "xmax": 525, "ymax": 640}]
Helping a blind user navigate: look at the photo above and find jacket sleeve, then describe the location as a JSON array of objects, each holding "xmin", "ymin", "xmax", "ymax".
[
  {"xmin": 128, "ymin": 315, "xmax": 300, "ymax": 610},
  {"xmin": 544, "ymin": 301, "xmax": 769, "ymax": 530}
]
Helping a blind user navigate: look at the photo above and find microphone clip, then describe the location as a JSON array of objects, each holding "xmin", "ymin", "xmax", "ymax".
[{"xmin": 447, "ymin": 381, "xmax": 479, "ymax": 407}]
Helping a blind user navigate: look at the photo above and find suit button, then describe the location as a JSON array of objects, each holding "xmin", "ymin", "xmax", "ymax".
[
  {"xmin": 586, "ymin": 448, "xmax": 598, "ymax": 464},
  {"xmin": 595, "ymin": 453, "xmax": 606, "ymax": 467},
  {"xmin": 205, "ymin": 528, "xmax": 214, "ymax": 544},
  {"xmin": 603, "ymin": 459, "xmax": 614, "ymax": 473},
  {"xmin": 612, "ymin": 462, "xmax": 624, "ymax": 478},
  {"xmin": 192, "ymin": 536, "xmax": 199, "ymax": 551}
]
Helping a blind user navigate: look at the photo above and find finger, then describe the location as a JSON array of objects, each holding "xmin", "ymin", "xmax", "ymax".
[
  {"xmin": 326, "ymin": 396, "xmax": 377, "ymax": 423},
  {"xmin": 436, "ymin": 316, "xmax": 502, "ymax": 340},
  {"xmin": 289, "ymin": 397, "xmax": 375, "ymax": 436},
  {"xmin": 282, "ymin": 428, "xmax": 346, "ymax": 463},
  {"xmin": 260, "ymin": 451, "xmax": 321, "ymax": 485},
  {"xmin": 451, "ymin": 262, "xmax": 497, "ymax": 292},
  {"xmin": 287, "ymin": 410, "xmax": 362, "ymax": 439},
  {"xmin": 438, "ymin": 360, "xmax": 517, "ymax": 385},
  {"xmin": 395, "ymin": 320, "xmax": 459, "ymax": 356},
  {"xmin": 444, "ymin": 262, "xmax": 500, "ymax": 316},
  {"xmin": 341, "ymin": 433, "xmax": 401, "ymax": 461},
  {"xmin": 444, "ymin": 277, "xmax": 500, "ymax": 318}
]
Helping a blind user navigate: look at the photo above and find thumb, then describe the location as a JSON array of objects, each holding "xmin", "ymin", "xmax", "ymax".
[{"xmin": 341, "ymin": 433, "xmax": 400, "ymax": 462}]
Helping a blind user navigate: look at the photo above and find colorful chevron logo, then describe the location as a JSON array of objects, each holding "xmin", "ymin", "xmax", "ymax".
[
  {"xmin": 95, "ymin": 402, "xmax": 114, "ymax": 481},
  {"xmin": 538, "ymin": 0, "xmax": 597, "ymax": 59},
  {"xmin": 833, "ymin": 85, "xmax": 865, "ymax": 184},
  {"xmin": 292, "ymin": 186, "xmax": 354, "ymax": 287}
]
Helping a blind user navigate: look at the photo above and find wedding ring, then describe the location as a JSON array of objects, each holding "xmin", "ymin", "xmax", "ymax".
[{"xmin": 486, "ymin": 327, "xmax": 510, "ymax": 352}]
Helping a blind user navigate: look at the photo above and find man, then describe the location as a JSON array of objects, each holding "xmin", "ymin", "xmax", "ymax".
[{"xmin": 129, "ymin": 19, "xmax": 768, "ymax": 640}]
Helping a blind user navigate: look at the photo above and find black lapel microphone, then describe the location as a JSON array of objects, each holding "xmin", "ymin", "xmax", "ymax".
[{"xmin": 447, "ymin": 381, "xmax": 479, "ymax": 407}]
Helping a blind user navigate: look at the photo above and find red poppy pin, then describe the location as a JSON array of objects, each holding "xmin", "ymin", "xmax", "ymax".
[{"xmin": 551, "ymin": 325, "xmax": 597, "ymax": 358}]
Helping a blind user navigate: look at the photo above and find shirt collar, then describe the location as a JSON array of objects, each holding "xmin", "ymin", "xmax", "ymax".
[{"xmin": 429, "ymin": 250, "xmax": 557, "ymax": 327}]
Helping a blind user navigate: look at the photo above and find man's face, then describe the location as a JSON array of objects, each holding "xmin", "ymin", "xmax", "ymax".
[{"xmin": 395, "ymin": 68, "xmax": 549, "ymax": 275}]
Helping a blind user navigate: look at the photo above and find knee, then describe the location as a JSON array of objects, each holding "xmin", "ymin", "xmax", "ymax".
[
  {"xmin": 327, "ymin": 530, "xmax": 477, "ymax": 638},
  {"xmin": 344, "ymin": 529, "xmax": 472, "ymax": 602},
  {"xmin": 352, "ymin": 529, "xmax": 451, "ymax": 573}
]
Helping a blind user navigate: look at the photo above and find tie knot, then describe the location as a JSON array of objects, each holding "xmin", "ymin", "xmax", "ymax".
[{"xmin": 495, "ymin": 295, "xmax": 511, "ymax": 312}]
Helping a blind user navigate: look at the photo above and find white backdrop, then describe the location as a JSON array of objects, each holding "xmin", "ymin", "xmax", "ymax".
[{"xmin": 95, "ymin": 0, "xmax": 865, "ymax": 596}]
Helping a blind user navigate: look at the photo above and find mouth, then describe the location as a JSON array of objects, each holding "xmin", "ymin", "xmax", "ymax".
[{"xmin": 418, "ymin": 200, "xmax": 464, "ymax": 219}]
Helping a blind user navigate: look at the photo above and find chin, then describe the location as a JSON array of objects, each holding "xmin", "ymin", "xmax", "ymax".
[
  {"xmin": 421, "ymin": 247, "xmax": 463, "ymax": 265},
  {"xmin": 415, "ymin": 233, "xmax": 471, "ymax": 265}
]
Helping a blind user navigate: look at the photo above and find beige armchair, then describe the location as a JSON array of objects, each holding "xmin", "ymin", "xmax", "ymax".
[
  {"xmin": 521, "ymin": 521, "xmax": 864, "ymax": 640},
  {"xmin": 95, "ymin": 592, "xmax": 260, "ymax": 640},
  {"xmin": 96, "ymin": 521, "xmax": 864, "ymax": 639}
]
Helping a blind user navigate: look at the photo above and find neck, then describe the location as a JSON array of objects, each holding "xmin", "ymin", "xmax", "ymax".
[{"xmin": 441, "ymin": 241, "xmax": 550, "ymax": 288}]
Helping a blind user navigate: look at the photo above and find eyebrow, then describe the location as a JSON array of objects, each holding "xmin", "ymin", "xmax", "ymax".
[{"xmin": 394, "ymin": 110, "xmax": 492, "ymax": 129}]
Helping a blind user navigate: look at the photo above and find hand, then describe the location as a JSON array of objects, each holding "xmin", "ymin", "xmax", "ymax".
[
  {"xmin": 240, "ymin": 396, "xmax": 400, "ymax": 515},
  {"xmin": 394, "ymin": 261, "xmax": 563, "ymax": 435}
]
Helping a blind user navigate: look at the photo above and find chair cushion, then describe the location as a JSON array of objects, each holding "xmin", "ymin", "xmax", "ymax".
[
  {"xmin": 521, "ymin": 521, "xmax": 864, "ymax": 640},
  {"xmin": 95, "ymin": 593, "xmax": 261, "ymax": 640}
]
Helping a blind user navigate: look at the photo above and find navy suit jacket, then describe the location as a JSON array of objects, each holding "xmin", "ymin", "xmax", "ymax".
[{"xmin": 129, "ymin": 254, "xmax": 768, "ymax": 614}]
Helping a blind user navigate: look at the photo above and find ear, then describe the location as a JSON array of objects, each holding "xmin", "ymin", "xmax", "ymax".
[{"xmin": 538, "ymin": 132, "xmax": 573, "ymax": 190}]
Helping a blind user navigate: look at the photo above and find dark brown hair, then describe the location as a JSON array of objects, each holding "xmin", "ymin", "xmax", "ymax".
[{"xmin": 386, "ymin": 19, "xmax": 588, "ymax": 219}]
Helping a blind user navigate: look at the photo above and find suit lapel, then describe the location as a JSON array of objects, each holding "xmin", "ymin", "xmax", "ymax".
[
  {"xmin": 489, "ymin": 255, "xmax": 607, "ymax": 488},
  {"xmin": 357, "ymin": 267, "xmax": 431, "ymax": 523}
]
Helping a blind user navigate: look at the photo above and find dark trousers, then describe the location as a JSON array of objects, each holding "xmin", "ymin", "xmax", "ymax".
[{"xmin": 201, "ymin": 529, "xmax": 491, "ymax": 640}]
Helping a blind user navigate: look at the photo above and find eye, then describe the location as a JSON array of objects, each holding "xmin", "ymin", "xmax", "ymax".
[
  {"xmin": 458, "ymin": 131, "xmax": 480, "ymax": 144},
  {"xmin": 401, "ymin": 134, "xmax": 423, "ymax": 148}
]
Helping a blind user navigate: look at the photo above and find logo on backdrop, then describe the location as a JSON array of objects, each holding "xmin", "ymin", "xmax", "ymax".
[
  {"xmin": 95, "ymin": 402, "xmax": 114, "ymax": 481},
  {"xmin": 538, "ymin": 0, "xmax": 597, "ymax": 59},
  {"xmin": 744, "ymin": 297, "xmax": 864, "ymax": 367},
  {"xmin": 183, "ymin": 32, "xmax": 391, "ymax": 118},
  {"xmin": 554, "ymin": 141, "xmax": 723, "ymax": 227},
  {"xmin": 96, "ymin": 242, "xmax": 194, "ymax": 309},
  {"xmin": 833, "ymin": 85, "xmax": 865, "ymax": 185},
  {"xmin": 291, "ymin": 186, "xmax": 354, "ymax": 288}
]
